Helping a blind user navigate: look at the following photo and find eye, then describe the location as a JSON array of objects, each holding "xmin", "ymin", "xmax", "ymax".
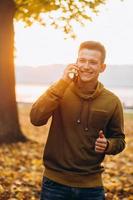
[
  {"xmin": 90, "ymin": 60, "xmax": 98, "ymax": 65},
  {"xmin": 78, "ymin": 58, "xmax": 86, "ymax": 63}
]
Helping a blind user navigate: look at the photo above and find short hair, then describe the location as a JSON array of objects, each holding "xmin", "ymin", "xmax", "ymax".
[{"xmin": 78, "ymin": 41, "xmax": 106, "ymax": 63}]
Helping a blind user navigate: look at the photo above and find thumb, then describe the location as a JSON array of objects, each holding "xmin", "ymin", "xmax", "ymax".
[{"xmin": 99, "ymin": 130, "xmax": 105, "ymax": 138}]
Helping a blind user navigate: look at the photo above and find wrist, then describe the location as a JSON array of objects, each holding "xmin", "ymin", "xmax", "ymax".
[{"xmin": 62, "ymin": 76, "xmax": 72, "ymax": 84}]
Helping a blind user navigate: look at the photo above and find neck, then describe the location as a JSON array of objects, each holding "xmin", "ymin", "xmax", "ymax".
[{"xmin": 76, "ymin": 79, "xmax": 98, "ymax": 93}]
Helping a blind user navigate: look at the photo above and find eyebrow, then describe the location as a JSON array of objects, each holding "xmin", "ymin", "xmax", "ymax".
[{"xmin": 78, "ymin": 58, "xmax": 98, "ymax": 61}]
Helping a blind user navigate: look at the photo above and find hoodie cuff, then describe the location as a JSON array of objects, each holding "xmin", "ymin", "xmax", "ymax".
[{"xmin": 105, "ymin": 139, "xmax": 114, "ymax": 154}]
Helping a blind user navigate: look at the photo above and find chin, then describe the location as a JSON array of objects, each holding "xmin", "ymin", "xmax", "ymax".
[{"xmin": 79, "ymin": 77, "xmax": 93, "ymax": 83}]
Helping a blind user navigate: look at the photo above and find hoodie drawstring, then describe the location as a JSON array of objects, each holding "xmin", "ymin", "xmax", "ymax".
[
  {"xmin": 76, "ymin": 99, "xmax": 92, "ymax": 133},
  {"xmin": 76, "ymin": 99, "xmax": 83, "ymax": 125}
]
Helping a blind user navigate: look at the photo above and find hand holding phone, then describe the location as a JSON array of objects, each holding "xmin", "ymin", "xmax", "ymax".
[
  {"xmin": 62, "ymin": 63, "xmax": 79, "ymax": 83},
  {"xmin": 68, "ymin": 68, "xmax": 78, "ymax": 79}
]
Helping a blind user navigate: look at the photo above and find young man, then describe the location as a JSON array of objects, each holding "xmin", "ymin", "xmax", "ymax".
[{"xmin": 30, "ymin": 41, "xmax": 125, "ymax": 200}]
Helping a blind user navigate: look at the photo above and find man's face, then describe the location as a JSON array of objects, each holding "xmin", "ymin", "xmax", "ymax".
[{"xmin": 77, "ymin": 48, "xmax": 106, "ymax": 83}]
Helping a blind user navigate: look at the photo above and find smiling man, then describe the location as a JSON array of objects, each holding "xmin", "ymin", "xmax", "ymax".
[{"xmin": 30, "ymin": 41, "xmax": 125, "ymax": 200}]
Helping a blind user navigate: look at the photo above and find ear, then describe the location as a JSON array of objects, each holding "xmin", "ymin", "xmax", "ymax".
[{"xmin": 100, "ymin": 63, "xmax": 106, "ymax": 73}]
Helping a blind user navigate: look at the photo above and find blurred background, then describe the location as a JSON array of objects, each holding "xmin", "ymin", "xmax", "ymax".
[
  {"xmin": 14, "ymin": 0, "xmax": 133, "ymax": 110},
  {"xmin": 0, "ymin": 0, "xmax": 133, "ymax": 199}
]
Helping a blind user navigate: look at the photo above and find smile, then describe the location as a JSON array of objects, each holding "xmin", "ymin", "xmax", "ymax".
[{"xmin": 80, "ymin": 71, "xmax": 93, "ymax": 75}]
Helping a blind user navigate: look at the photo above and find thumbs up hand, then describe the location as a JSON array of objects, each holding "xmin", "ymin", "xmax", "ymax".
[{"xmin": 95, "ymin": 130, "xmax": 108, "ymax": 153}]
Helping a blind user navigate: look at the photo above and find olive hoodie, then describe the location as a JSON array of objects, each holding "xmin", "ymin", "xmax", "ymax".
[{"xmin": 30, "ymin": 79, "xmax": 125, "ymax": 187}]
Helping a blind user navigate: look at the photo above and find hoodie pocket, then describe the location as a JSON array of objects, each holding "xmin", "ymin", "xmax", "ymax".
[{"xmin": 89, "ymin": 110, "xmax": 108, "ymax": 132}]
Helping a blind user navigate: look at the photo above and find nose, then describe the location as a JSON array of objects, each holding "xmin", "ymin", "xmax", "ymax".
[{"xmin": 83, "ymin": 61, "xmax": 90, "ymax": 69}]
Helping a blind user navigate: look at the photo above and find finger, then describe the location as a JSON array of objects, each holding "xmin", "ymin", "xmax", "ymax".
[
  {"xmin": 68, "ymin": 69, "xmax": 78, "ymax": 79},
  {"xmin": 99, "ymin": 130, "xmax": 105, "ymax": 138},
  {"xmin": 95, "ymin": 149, "xmax": 105, "ymax": 153},
  {"xmin": 96, "ymin": 138, "xmax": 107, "ymax": 143},
  {"xmin": 95, "ymin": 145, "xmax": 105, "ymax": 149},
  {"xmin": 67, "ymin": 64, "xmax": 79, "ymax": 70},
  {"xmin": 95, "ymin": 142, "xmax": 107, "ymax": 148},
  {"xmin": 95, "ymin": 146, "xmax": 105, "ymax": 152},
  {"xmin": 95, "ymin": 145, "xmax": 106, "ymax": 150}
]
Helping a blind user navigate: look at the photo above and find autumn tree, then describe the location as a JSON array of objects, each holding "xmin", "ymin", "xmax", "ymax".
[{"xmin": 0, "ymin": 0, "xmax": 106, "ymax": 143}]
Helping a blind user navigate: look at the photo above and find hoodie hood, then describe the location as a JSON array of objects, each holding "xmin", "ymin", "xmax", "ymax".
[
  {"xmin": 70, "ymin": 81, "xmax": 104, "ymax": 100},
  {"xmin": 70, "ymin": 81, "xmax": 104, "ymax": 131}
]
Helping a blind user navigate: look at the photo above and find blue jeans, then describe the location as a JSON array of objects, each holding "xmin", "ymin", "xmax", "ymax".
[{"xmin": 40, "ymin": 177, "xmax": 105, "ymax": 200}]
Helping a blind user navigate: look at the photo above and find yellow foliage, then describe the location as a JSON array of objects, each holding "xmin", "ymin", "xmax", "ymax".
[{"xmin": 0, "ymin": 103, "xmax": 133, "ymax": 199}]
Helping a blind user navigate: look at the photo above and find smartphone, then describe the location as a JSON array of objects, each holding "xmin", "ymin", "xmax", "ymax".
[
  {"xmin": 68, "ymin": 61, "xmax": 79, "ymax": 80},
  {"xmin": 68, "ymin": 68, "xmax": 78, "ymax": 79}
]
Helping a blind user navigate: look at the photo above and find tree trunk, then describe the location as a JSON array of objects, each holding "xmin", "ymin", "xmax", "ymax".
[{"xmin": 0, "ymin": 0, "xmax": 27, "ymax": 143}]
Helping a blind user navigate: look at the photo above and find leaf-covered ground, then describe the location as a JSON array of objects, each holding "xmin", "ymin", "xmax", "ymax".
[{"xmin": 0, "ymin": 103, "xmax": 133, "ymax": 200}]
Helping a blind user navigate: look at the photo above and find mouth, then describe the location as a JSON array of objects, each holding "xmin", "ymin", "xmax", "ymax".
[{"xmin": 80, "ymin": 70, "xmax": 93, "ymax": 75}]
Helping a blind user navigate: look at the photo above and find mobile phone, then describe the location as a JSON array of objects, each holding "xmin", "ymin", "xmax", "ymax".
[
  {"xmin": 68, "ymin": 68, "xmax": 78, "ymax": 79},
  {"xmin": 68, "ymin": 61, "xmax": 79, "ymax": 80}
]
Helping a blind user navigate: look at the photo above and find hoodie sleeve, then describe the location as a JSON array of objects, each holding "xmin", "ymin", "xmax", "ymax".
[
  {"xmin": 30, "ymin": 79, "xmax": 69, "ymax": 126},
  {"xmin": 105, "ymin": 99, "xmax": 126, "ymax": 155}
]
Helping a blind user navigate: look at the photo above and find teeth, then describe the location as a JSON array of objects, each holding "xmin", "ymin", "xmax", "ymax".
[
  {"xmin": 81, "ymin": 71, "xmax": 92, "ymax": 73},
  {"xmin": 83, "ymin": 72, "xmax": 92, "ymax": 74}
]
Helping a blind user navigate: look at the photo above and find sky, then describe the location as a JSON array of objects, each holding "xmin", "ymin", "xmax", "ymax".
[{"xmin": 14, "ymin": 0, "xmax": 133, "ymax": 66}]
